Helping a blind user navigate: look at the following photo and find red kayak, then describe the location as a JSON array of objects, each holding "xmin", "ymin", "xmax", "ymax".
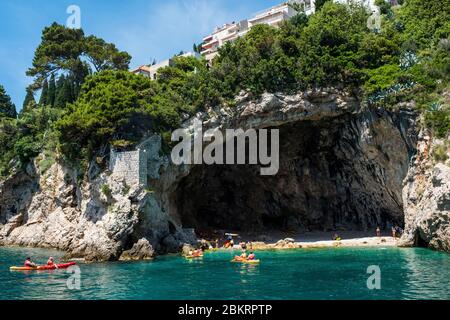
[{"xmin": 10, "ymin": 262, "xmax": 76, "ymax": 271}]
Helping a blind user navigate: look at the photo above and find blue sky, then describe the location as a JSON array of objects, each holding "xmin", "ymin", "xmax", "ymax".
[{"xmin": 0, "ymin": 0, "xmax": 282, "ymax": 111}]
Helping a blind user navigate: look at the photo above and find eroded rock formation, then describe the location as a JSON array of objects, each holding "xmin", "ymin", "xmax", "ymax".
[{"xmin": 399, "ymin": 132, "xmax": 450, "ymax": 251}]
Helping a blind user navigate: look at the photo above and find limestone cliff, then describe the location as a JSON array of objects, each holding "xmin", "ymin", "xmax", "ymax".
[
  {"xmin": 1, "ymin": 88, "xmax": 447, "ymax": 260},
  {"xmin": 399, "ymin": 132, "xmax": 450, "ymax": 251}
]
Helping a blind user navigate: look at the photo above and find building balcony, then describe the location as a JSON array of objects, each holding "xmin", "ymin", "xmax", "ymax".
[
  {"xmin": 203, "ymin": 34, "xmax": 213, "ymax": 42},
  {"xmin": 202, "ymin": 39, "xmax": 219, "ymax": 50}
]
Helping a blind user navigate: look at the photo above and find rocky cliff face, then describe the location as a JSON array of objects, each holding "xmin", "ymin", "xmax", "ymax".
[
  {"xmin": 399, "ymin": 132, "xmax": 450, "ymax": 251},
  {"xmin": 2, "ymin": 88, "xmax": 445, "ymax": 260}
]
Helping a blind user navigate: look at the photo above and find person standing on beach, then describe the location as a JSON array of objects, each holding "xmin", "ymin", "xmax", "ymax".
[
  {"xmin": 376, "ymin": 227, "xmax": 381, "ymax": 237},
  {"xmin": 392, "ymin": 226, "xmax": 397, "ymax": 239}
]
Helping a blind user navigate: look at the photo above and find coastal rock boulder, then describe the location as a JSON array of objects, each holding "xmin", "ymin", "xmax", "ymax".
[{"xmin": 120, "ymin": 238, "xmax": 155, "ymax": 261}]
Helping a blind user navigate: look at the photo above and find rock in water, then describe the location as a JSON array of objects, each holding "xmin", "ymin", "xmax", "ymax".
[
  {"xmin": 181, "ymin": 244, "xmax": 196, "ymax": 256},
  {"xmin": 119, "ymin": 238, "xmax": 155, "ymax": 261}
]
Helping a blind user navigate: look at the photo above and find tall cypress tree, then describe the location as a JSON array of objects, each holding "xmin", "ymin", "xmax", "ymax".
[
  {"xmin": 39, "ymin": 79, "xmax": 49, "ymax": 105},
  {"xmin": 47, "ymin": 74, "xmax": 56, "ymax": 107},
  {"xmin": 55, "ymin": 75, "xmax": 73, "ymax": 108},
  {"xmin": 54, "ymin": 74, "xmax": 65, "ymax": 108},
  {"xmin": 22, "ymin": 87, "xmax": 36, "ymax": 111},
  {"xmin": 0, "ymin": 85, "xmax": 17, "ymax": 118}
]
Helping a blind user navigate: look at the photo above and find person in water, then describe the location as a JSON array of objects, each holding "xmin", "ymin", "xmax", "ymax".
[
  {"xmin": 248, "ymin": 252, "xmax": 255, "ymax": 261},
  {"xmin": 24, "ymin": 257, "xmax": 37, "ymax": 268},
  {"xmin": 234, "ymin": 251, "xmax": 247, "ymax": 261}
]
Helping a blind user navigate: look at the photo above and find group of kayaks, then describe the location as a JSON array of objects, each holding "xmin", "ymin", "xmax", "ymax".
[{"xmin": 10, "ymin": 262, "xmax": 77, "ymax": 271}]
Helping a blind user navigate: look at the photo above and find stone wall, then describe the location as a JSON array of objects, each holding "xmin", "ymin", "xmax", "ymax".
[
  {"xmin": 108, "ymin": 136, "xmax": 166, "ymax": 188},
  {"xmin": 110, "ymin": 149, "xmax": 147, "ymax": 188}
]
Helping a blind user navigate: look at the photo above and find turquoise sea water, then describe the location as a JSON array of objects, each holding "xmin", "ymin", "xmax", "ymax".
[{"xmin": 1, "ymin": 246, "xmax": 450, "ymax": 300}]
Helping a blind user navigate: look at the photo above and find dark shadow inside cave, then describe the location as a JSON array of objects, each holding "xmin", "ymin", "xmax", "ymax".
[
  {"xmin": 414, "ymin": 231, "xmax": 430, "ymax": 248},
  {"xmin": 175, "ymin": 113, "xmax": 409, "ymax": 234}
]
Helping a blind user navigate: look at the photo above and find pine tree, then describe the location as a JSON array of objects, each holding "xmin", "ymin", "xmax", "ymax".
[
  {"xmin": 47, "ymin": 74, "xmax": 56, "ymax": 107},
  {"xmin": 0, "ymin": 85, "xmax": 17, "ymax": 118},
  {"xmin": 39, "ymin": 79, "xmax": 49, "ymax": 105},
  {"xmin": 22, "ymin": 87, "xmax": 36, "ymax": 111}
]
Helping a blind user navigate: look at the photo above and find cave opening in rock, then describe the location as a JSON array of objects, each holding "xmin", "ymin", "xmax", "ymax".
[
  {"xmin": 175, "ymin": 113, "xmax": 409, "ymax": 235},
  {"xmin": 414, "ymin": 231, "xmax": 430, "ymax": 248}
]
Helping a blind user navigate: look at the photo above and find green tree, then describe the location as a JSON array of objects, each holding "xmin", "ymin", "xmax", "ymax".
[
  {"xmin": 0, "ymin": 85, "xmax": 17, "ymax": 118},
  {"xmin": 55, "ymin": 75, "xmax": 74, "ymax": 108},
  {"xmin": 27, "ymin": 23, "xmax": 86, "ymax": 89},
  {"xmin": 296, "ymin": 1, "xmax": 369, "ymax": 87},
  {"xmin": 39, "ymin": 79, "xmax": 49, "ymax": 105},
  {"xmin": 315, "ymin": 0, "xmax": 332, "ymax": 11},
  {"xmin": 47, "ymin": 74, "xmax": 56, "ymax": 107},
  {"xmin": 0, "ymin": 117, "xmax": 18, "ymax": 176},
  {"xmin": 22, "ymin": 87, "xmax": 36, "ymax": 111},
  {"xmin": 396, "ymin": 0, "xmax": 450, "ymax": 49},
  {"xmin": 55, "ymin": 71, "xmax": 154, "ymax": 161},
  {"xmin": 84, "ymin": 35, "xmax": 132, "ymax": 72},
  {"xmin": 27, "ymin": 23, "xmax": 131, "ymax": 92}
]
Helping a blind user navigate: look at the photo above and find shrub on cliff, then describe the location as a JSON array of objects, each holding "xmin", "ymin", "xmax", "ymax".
[
  {"xmin": 55, "ymin": 71, "xmax": 154, "ymax": 162},
  {"xmin": 55, "ymin": 57, "xmax": 216, "ymax": 163}
]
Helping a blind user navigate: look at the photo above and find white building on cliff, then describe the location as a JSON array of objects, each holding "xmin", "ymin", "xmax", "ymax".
[
  {"xmin": 201, "ymin": 0, "xmax": 316, "ymax": 62},
  {"xmin": 131, "ymin": 52, "xmax": 200, "ymax": 80}
]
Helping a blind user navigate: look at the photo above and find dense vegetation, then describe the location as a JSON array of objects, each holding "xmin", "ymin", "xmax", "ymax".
[{"xmin": 0, "ymin": 0, "xmax": 448, "ymax": 178}]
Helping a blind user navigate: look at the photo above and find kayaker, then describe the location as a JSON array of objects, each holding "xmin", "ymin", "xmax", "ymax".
[
  {"xmin": 248, "ymin": 252, "xmax": 255, "ymax": 261},
  {"xmin": 333, "ymin": 234, "xmax": 342, "ymax": 241},
  {"xmin": 24, "ymin": 257, "xmax": 37, "ymax": 268},
  {"xmin": 47, "ymin": 257, "xmax": 55, "ymax": 266}
]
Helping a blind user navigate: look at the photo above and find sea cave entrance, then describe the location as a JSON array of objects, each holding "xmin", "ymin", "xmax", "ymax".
[{"xmin": 174, "ymin": 112, "xmax": 411, "ymax": 235}]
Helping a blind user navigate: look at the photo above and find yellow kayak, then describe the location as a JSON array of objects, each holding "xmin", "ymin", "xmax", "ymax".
[
  {"xmin": 231, "ymin": 259, "xmax": 260, "ymax": 264},
  {"xmin": 185, "ymin": 255, "xmax": 203, "ymax": 259}
]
